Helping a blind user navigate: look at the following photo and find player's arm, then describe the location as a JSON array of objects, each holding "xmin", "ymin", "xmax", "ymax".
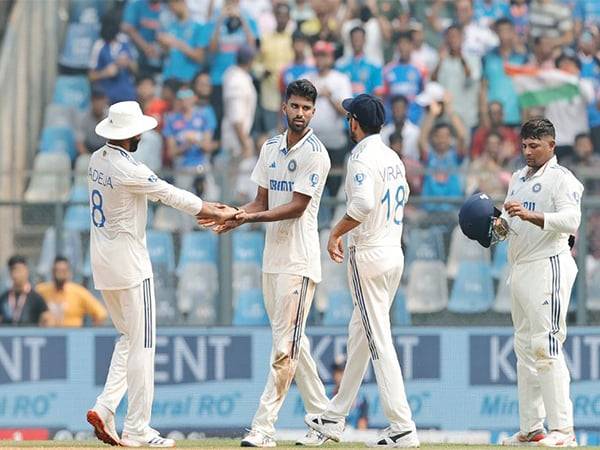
[{"xmin": 239, "ymin": 191, "xmax": 311, "ymax": 223}]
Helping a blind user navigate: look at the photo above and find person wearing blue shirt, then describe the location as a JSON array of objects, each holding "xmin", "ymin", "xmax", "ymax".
[
  {"xmin": 279, "ymin": 30, "xmax": 316, "ymax": 95},
  {"xmin": 89, "ymin": 16, "xmax": 138, "ymax": 105},
  {"xmin": 158, "ymin": 0, "xmax": 207, "ymax": 83},
  {"xmin": 474, "ymin": 0, "xmax": 511, "ymax": 26},
  {"xmin": 578, "ymin": 30, "xmax": 600, "ymax": 153},
  {"xmin": 482, "ymin": 18, "xmax": 528, "ymax": 126},
  {"xmin": 122, "ymin": 0, "xmax": 166, "ymax": 75},
  {"xmin": 382, "ymin": 32, "xmax": 423, "ymax": 125},
  {"xmin": 163, "ymin": 88, "xmax": 218, "ymax": 190},
  {"xmin": 335, "ymin": 26, "xmax": 383, "ymax": 97},
  {"xmin": 574, "ymin": 0, "xmax": 600, "ymax": 36}
]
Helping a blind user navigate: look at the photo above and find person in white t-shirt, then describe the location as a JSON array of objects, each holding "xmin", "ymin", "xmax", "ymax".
[
  {"xmin": 493, "ymin": 118, "xmax": 583, "ymax": 448},
  {"xmin": 204, "ymin": 79, "xmax": 331, "ymax": 448},
  {"xmin": 85, "ymin": 101, "xmax": 236, "ymax": 448},
  {"xmin": 305, "ymin": 94, "xmax": 419, "ymax": 449}
]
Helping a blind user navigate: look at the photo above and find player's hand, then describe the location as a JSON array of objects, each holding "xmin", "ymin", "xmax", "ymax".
[
  {"xmin": 213, "ymin": 211, "xmax": 249, "ymax": 233},
  {"xmin": 197, "ymin": 203, "xmax": 238, "ymax": 228},
  {"xmin": 327, "ymin": 233, "xmax": 344, "ymax": 263},
  {"xmin": 504, "ymin": 201, "xmax": 531, "ymax": 221}
]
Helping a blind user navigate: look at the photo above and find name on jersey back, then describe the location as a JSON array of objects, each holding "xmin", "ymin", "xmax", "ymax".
[{"xmin": 89, "ymin": 166, "xmax": 114, "ymax": 189}]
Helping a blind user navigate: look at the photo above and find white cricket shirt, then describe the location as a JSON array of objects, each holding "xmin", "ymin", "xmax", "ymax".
[
  {"xmin": 89, "ymin": 144, "xmax": 203, "ymax": 290},
  {"xmin": 502, "ymin": 156, "xmax": 584, "ymax": 266},
  {"xmin": 251, "ymin": 129, "xmax": 331, "ymax": 283},
  {"xmin": 345, "ymin": 134, "xmax": 410, "ymax": 278}
]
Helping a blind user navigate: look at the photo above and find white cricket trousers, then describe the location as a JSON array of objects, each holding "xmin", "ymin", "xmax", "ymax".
[
  {"xmin": 510, "ymin": 252, "xmax": 577, "ymax": 433},
  {"xmin": 252, "ymin": 273, "xmax": 329, "ymax": 436},
  {"xmin": 324, "ymin": 247, "xmax": 415, "ymax": 432},
  {"xmin": 95, "ymin": 278, "xmax": 156, "ymax": 436}
]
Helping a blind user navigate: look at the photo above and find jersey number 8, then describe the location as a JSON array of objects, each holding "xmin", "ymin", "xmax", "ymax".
[{"xmin": 91, "ymin": 189, "xmax": 106, "ymax": 228}]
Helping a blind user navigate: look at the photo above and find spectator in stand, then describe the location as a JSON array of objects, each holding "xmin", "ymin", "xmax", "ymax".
[
  {"xmin": 158, "ymin": 0, "xmax": 207, "ymax": 83},
  {"xmin": 474, "ymin": 0, "xmax": 510, "ymax": 28},
  {"xmin": 471, "ymin": 101, "xmax": 519, "ymax": 159},
  {"xmin": 418, "ymin": 98, "xmax": 467, "ymax": 211},
  {"xmin": 136, "ymin": 75, "xmax": 158, "ymax": 113},
  {"xmin": 221, "ymin": 44, "xmax": 257, "ymax": 163},
  {"xmin": 145, "ymin": 78, "xmax": 182, "ymax": 133},
  {"xmin": 192, "ymin": 69, "xmax": 218, "ymax": 137},
  {"xmin": 562, "ymin": 134, "xmax": 600, "ymax": 186},
  {"xmin": 510, "ymin": 0, "xmax": 530, "ymax": 47},
  {"xmin": 380, "ymin": 95, "xmax": 420, "ymax": 161},
  {"xmin": 291, "ymin": 0, "xmax": 315, "ymax": 27},
  {"xmin": 76, "ymin": 88, "xmax": 108, "ymax": 155},
  {"xmin": 121, "ymin": 0, "xmax": 166, "ymax": 76},
  {"xmin": 280, "ymin": 31, "xmax": 315, "ymax": 96},
  {"xmin": 577, "ymin": 29, "xmax": 600, "ymax": 152},
  {"xmin": 164, "ymin": 87, "xmax": 218, "ymax": 189},
  {"xmin": 336, "ymin": 26, "xmax": 383, "ymax": 97},
  {"xmin": 300, "ymin": 1, "xmax": 341, "ymax": 46},
  {"xmin": 530, "ymin": 35, "xmax": 556, "ymax": 71},
  {"xmin": 455, "ymin": 0, "xmax": 499, "ymax": 58},
  {"xmin": 528, "ymin": 0, "xmax": 574, "ymax": 49},
  {"xmin": 481, "ymin": 17, "xmax": 528, "ymax": 128},
  {"xmin": 256, "ymin": 2, "xmax": 294, "ymax": 137},
  {"xmin": 89, "ymin": 15, "xmax": 138, "ymax": 105},
  {"xmin": 466, "ymin": 131, "xmax": 512, "ymax": 199},
  {"xmin": 36, "ymin": 256, "xmax": 107, "ymax": 327},
  {"xmin": 410, "ymin": 21, "xmax": 439, "ymax": 80},
  {"xmin": 303, "ymin": 40, "xmax": 352, "ymax": 195},
  {"xmin": 382, "ymin": 32, "xmax": 424, "ymax": 125},
  {"xmin": 545, "ymin": 52, "xmax": 595, "ymax": 160},
  {"xmin": 574, "ymin": 0, "xmax": 600, "ymax": 38},
  {"xmin": 0, "ymin": 256, "xmax": 51, "ymax": 326},
  {"xmin": 206, "ymin": 0, "xmax": 259, "ymax": 125},
  {"xmin": 431, "ymin": 24, "xmax": 481, "ymax": 131},
  {"xmin": 389, "ymin": 131, "xmax": 423, "ymax": 195}
]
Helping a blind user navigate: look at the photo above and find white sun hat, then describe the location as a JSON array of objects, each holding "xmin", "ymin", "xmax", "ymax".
[
  {"xmin": 415, "ymin": 82, "xmax": 445, "ymax": 107},
  {"xmin": 95, "ymin": 101, "xmax": 158, "ymax": 140}
]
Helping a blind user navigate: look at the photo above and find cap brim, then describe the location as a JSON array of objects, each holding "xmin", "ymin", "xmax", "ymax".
[
  {"xmin": 415, "ymin": 94, "xmax": 431, "ymax": 107},
  {"xmin": 95, "ymin": 115, "xmax": 158, "ymax": 140},
  {"xmin": 341, "ymin": 98, "xmax": 354, "ymax": 113}
]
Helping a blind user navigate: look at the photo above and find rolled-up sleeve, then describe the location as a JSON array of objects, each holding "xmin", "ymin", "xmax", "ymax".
[
  {"xmin": 346, "ymin": 160, "xmax": 375, "ymax": 223},
  {"xmin": 543, "ymin": 175, "xmax": 584, "ymax": 234}
]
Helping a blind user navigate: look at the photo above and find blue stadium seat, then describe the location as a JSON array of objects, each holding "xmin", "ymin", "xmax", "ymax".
[
  {"xmin": 69, "ymin": 185, "xmax": 88, "ymax": 202},
  {"xmin": 447, "ymin": 225, "xmax": 491, "ymax": 279},
  {"xmin": 232, "ymin": 289, "xmax": 269, "ymax": 326},
  {"xmin": 40, "ymin": 126, "xmax": 77, "ymax": 161},
  {"xmin": 448, "ymin": 262, "xmax": 494, "ymax": 313},
  {"xmin": 177, "ymin": 263, "xmax": 218, "ymax": 325},
  {"xmin": 53, "ymin": 75, "xmax": 91, "ymax": 110},
  {"xmin": 492, "ymin": 267, "xmax": 511, "ymax": 313},
  {"xmin": 69, "ymin": 0, "xmax": 107, "ymax": 23},
  {"xmin": 59, "ymin": 23, "xmax": 99, "ymax": 69},
  {"xmin": 37, "ymin": 227, "xmax": 83, "ymax": 282},
  {"xmin": 177, "ymin": 231, "xmax": 218, "ymax": 271},
  {"xmin": 406, "ymin": 260, "xmax": 448, "ymax": 313},
  {"xmin": 491, "ymin": 240, "xmax": 508, "ymax": 279},
  {"xmin": 64, "ymin": 205, "xmax": 90, "ymax": 232},
  {"xmin": 322, "ymin": 290, "xmax": 354, "ymax": 326},
  {"xmin": 392, "ymin": 288, "xmax": 411, "ymax": 326},
  {"xmin": 146, "ymin": 230, "xmax": 176, "ymax": 272},
  {"xmin": 232, "ymin": 230, "xmax": 264, "ymax": 298},
  {"xmin": 44, "ymin": 103, "xmax": 76, "ymax": 128},
  {"xmin": 587, "ymin": 263, "xmax": 600, "ymax": 310},
  {"xmin": 404, "ymin": 226, "xmax": 446, "ymax": 268}
]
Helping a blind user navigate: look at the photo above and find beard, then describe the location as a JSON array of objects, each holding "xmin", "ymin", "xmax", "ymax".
[
  {"xmin": 287, "ymin": 115, "xmax": 307, "ymax": 133},
  {"xmin": 129, "ymin": 136, "xmax": 141, "ymax": 152},
  {"xmin": 349, "ymin": 129, "xmax": 358, "ymax": 144},
  {"xmin": 54, "ymin": 279, "xmax": 67, "ymax": 290}
]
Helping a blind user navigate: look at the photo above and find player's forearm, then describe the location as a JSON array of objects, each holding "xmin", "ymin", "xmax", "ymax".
[
  {"xmin": 240, "ymin": 199, "xmax": 267, "ymax": 214},
  {"xmin": 524, "ymin": 211, "xmax": 545, "ymax": 229},
  {"xmin": 543, "ymin": 209, "xmax": 581, "ymax": 234},
  {"xmin": 331, "ymin": 214, "xmax": 361, "ymax": 239},
  {"xmin": 245, "ymin": 202, "xmax": 305, "ymax": 223}
]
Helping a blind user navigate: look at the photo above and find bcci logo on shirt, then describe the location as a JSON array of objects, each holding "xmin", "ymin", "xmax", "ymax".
[
  {"xmin": 288, "ymin": 159, "xmax": 297, "ymax": 172},
  {"xmin": 532, "ymin": 183, "xmax": 542, "ymax": 193},
  {"xmin": 355, "ymin": 173, "xmax": 365, "ymax": 185},
  {"xmin": 309, "ymin": 173, "xmax": 319, "ymax": 187}
]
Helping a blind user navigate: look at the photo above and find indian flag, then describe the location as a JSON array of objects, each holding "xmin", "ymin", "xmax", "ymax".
[{"xmin": 505, "ymin": 64, "xmax": 580, "ymax": 109}]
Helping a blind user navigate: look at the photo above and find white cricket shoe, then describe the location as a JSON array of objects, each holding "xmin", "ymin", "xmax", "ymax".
[
  {"xmin": 367, "ymin": 427, "xmax": 420, "ymax": 448},
  {"xmin": 241, "ymin": 429, "xmax": 276, "ymax": 447},
  {"xmin": 121, "ymin": 430, "xmax": 175, "ymax": 447},
  {"xmin": 502, "ymin": 429, "xmax": 546, "ymax": 446},
  {"xmin": 304, "ymin": 414, "xmax": 344, "ymax": 442},
  {"xmin": 537, "ymin": 431, "xmax": 577, "ymax": 447},
  {"xmin": 86, "ymin": 404, "xmax": 121, "ymax": 446},
  {"xmin": 295, "ymin": 428, "xmax": 329, "ymax": 446}
]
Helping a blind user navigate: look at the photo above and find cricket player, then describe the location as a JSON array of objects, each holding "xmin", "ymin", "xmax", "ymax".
[
  {"xmin": 494, "ymin": 118, "xmax": 583, "ymax": 447},
  {"xmin": 86, "ymin": 101, "xmax": 237, "ymax": 447},
  {"xmin": 205, "ymin": 79, "xmax": 331, "ymax": 447},
  {"xmin": 306, "ymin": 94, "xmax": 419, "ymax": 448}
]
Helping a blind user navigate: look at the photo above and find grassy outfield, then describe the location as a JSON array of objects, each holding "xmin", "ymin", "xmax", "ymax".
[{"xmin": 1, "ymin": 441, "xmax": 600, "ymax": 449}]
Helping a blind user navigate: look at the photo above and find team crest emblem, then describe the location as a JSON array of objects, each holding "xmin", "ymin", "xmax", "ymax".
[
  {"xmin": 532, "ymin": 183, "xmax": 542, "ymax": 193},
  {"xmin": 288, "ymin": 159, "xmax": 297, "ymax": 172},
  {"xmin": 310, "ymin": 173, "xmax": 319, "ymax": 187},
  {"xmin": 355, "ymin": 173, "xmax": 365, "ymax": 185}
]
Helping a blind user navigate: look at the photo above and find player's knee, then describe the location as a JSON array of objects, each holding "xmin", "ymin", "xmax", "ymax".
[{"xmin": 531, "ymin": 335, "xmax": 557, "ymax": 368}]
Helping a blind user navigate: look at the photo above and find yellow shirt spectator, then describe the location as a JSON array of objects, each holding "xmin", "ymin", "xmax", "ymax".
[{"xmin": 36, "ymin": 281, "xmax": 107, "ymax": 327}]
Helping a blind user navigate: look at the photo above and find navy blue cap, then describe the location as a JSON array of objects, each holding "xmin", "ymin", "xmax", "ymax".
[
  {"xmin": 342, "ymin": 94, "xmax": 385, "ymax": 130},
  {"xmin": 458, "ymin": 193, "xmax": 502, "ymax": 248}
]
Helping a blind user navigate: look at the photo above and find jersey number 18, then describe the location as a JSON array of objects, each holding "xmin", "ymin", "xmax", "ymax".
[{"xmin": 381, "ymin": 185, "xmax": 406, "ymax": 225}]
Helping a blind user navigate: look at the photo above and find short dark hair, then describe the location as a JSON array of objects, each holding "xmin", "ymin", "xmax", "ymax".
[
  {"xmin": 555, "ymin": 52, "xmax": 581, "ymax": 71},
  {"xmin": 7, "ymin": 255, "xmax": 27, "ymax": 270},
  {"xmin": 520, "ymin": 118, "xmax": 556, "ymax": 140},
  {"xmin": 162, "ymin": 78, "xmax": 183, "ymax": 94},
  {"xmin": 389, "ymin": 131, "xmax": 403, "ymax": 145},
  {"xmin": 397, "ymin": 31, "xmax": 412, "ymax": 42},
  {"xmin": 391, "ymin": 94, "xmax": 409, "ymax": 107},
  {"xmin": 358, "ymin": 121, "xmax": 382, "ymax": 136},
  {"xmin": 574, "ymin": 132, "xmax": 591, "ymax": 144},
  {"xmin": 493, "ymin": 17, "xmax": 513, "ymax": 29},
  {"xmin": 487, "ymin": 130, "xmax": 503, "ymax": 141},
  {"xmin": 100, "ymin": 14, "xmax": 120, "ymax": 42},
  {"xmin": 350, "ymin": 26, "xmax": 366, "ymax": 38},
  {"xmin": 54, "ymin": 255, "xmax": 69, "ymax": 266},
  {"xmin": 445, "ymin": 24, "xmax": 462, "ymax": 36},
  {"xmin": 285, "ymin": 79, "xmax": 317, "ymax": 104},
  {"xmin": 292, "ymin": 29, "xmax": 308, "ymax": 42},
  {"xmin": 191, "ymin": 68, "xmax": 211, "ymax": 87},
  {"xmin": 431, "ymin": 122, "xmax": 453, "ymax": 136},
  {"xmin": 136, "ymin": 75, "xmax": 155, "ymax": 86}
]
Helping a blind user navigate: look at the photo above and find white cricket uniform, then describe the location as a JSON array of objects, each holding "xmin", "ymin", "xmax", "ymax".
[
  {"xmin": 88, "ymin": 143, "xmax": 203, "ymax": 436},
  {"xmin": 249, "ymin": 129, "xmax": 331, "ymax": 436},
  {"xmin": 502, "ymin": 155, "xmax": 583, "ymax": 433},
  {"xmin": 323, "ymin": 134, "xmax": 416, "ymax": 433}
]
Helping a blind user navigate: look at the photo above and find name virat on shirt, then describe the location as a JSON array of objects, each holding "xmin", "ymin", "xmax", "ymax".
[
  {"xmin": 89, "ymin": 166, "xmax": 113, "ymax": 189},
  {"xmin": 381, "ymin": 164, "xmax": 403, "ymax": 182}
]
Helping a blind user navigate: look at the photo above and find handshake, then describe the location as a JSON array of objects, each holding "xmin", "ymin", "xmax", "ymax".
[{"xmin": 195, "ymin": 202, "xmax": 250, "ymax": 234}]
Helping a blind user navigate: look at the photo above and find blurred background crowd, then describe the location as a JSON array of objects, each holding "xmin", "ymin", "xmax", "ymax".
[{"xmin": 1, "ymin": 0, "xmax": 600, "ymax": 331}]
